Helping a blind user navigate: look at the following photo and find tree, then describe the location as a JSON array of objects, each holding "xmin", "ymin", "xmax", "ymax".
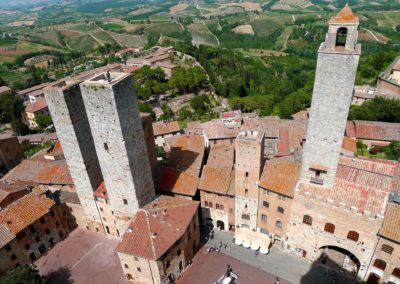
[
  {"xmin": 385, "ymin": 141, "xmax": 400, "ymax": 161},
  {"xmin": 1, "ymin": 265, "xmax": 47, "ymax": 284},
  {"xmin": 35, "ymin": 113, "xmax": 53, "ymax": 129},
  {"xmin": 0, "ymin": 92, "xmax": 25, "ymax": 123}
]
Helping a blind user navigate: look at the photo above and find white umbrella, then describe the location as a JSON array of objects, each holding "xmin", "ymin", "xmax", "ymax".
[
  {"xmin": 250, "ymin": 243, "xmax": 260, "ymax": 251},
  {"xmin": 242, "ymin": 242, "xmax": 251, "ymax": 248},
  {"xmin": 260, "ymin": 247, "xmax": 269, "ymax": 254},
  {"xmin": 223, "ymin": 277, "xmax": 232, "ymax": 284},
  {"xmin": 234, "ymin": 238, "xmax": 243, "ymax": 246}
]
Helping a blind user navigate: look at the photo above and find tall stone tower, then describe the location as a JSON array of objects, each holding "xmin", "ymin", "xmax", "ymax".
[
  {"xmin": 80, "ymin": 73, "xmax": 154, "ymax": 228},
  {"xmin": 300, "ymin": 5, "xmax": 361, "ymax": 188},
  {"xmin": 235, "ymin": 130, "xmax": 264, "ymax": 231},
  {"xmin": 44, "ymin": 80, "xmax": 103, "ymax": 229}
]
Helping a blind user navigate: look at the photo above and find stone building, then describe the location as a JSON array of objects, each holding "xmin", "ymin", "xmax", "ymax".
[
  {"xmin": 0, "ymin": 136, "xmax": 24, "ymax": 177},
  {"xmin": 152, "ymin": 121, "xmax": 181, "ymax": 147},
  {"xmin": 116, "ymin": 195, "xmax": 200, "ymax": 284},
  {"xmin": 45, "ymin": 79, "xmax": 104, "ymax": 231},
  {"xmin": 199, "ymin": 144, "xmax": 235, "ymax": 231},
  {"xmin": 258, "ymin": 160, "xmax": 301, "ymax": 243},
  {"xmin": 0, "ymin": 182, "xmax": 30, "ymax": 208},
  {"xmin": 0, "ymin": 189, "xmax": 71, "ymax": 274},
  {"xmin": 376, "ymin": 56, "xmax": 400, "ymax": 100},
  {"xmin": 23, "ymin": 97, "xmax": 50, "ymax": 129},
  {"xmin": 234, "ymin": 130, "xmax": 264, "ymax": 231},
  {"xmin": 80, "ymin": 72, "xmax": 154, "ymax": 233},
  {"xmin": 365, "ymin": 193, "xmax": 400, "ymax": 284},
  {"xmin": 300, "ymin": 4, "xmax": 361, "ymax": 188}
]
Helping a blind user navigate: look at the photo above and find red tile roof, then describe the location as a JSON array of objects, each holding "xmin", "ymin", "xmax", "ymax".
[
  {"xmin": 202, "ymin": 119, "xmax": 240, "ymax": 140},
  {"xmin": 345, "ymin": 120, "xmax": 400, "ymax": 141},
  {"xmin": 330, "ymin": 4, "xmax": 358, "ymax": 23},
  {"xmin": 153, "ymin": 121, "xmax": 180, "ymax": 136},
  {"xmin": 94, "ymin": 181, "xmax": 108, "ymax": 200},
  {"xmin": 199, "ymin": 166, "xmax": 233, "ymax": 195},
  {"xmin": 155, "ymin": 166, "xmax": 199, "ymax": 197},
  {"xmin": 207, "ymin": 144, "xmax": 234, "ymax": 168},
  {"xmin": 24, "ymin": 97, "xmax": 48, "ymax": 113},
  {"xmin": 117, "ymin": 195, "xmax": 199, "ymax": 260},
  {"xmin": 259, "ymin": 160, "xmax": 301, "ymax": 198},
  {"xmin": 341, "ymin": 136, "xmax": 357, "ymax": 153},
  {"xmin": 0, "ymin": 189, "xmax": 55, "ymax": 234},
  {"xmin": 0, "ymin": 223, "xmax": 15, "ymax": 249},
  {"xmin": 298, "ymin": 156, "xmax": 399, "ymax": 216},
  {"xmin": 379, "ymin": 202, "xmax": 400, "ymax": 242}
]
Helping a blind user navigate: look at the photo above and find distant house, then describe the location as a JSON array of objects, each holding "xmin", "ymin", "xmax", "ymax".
[
  {"xmin": 23, "ymin": 97, "xmax": 49, "ymax": 128},
  {"xmin": 152, "ymin": 121, "xmax": 181, "ymax": 147},
  {"xmin": 16, "ymin": 82, "xmax": 50, "ymax": 103},
  {"xmin": 352, "ymin": 85, "xmax": 376, "ymax": 105},
  {"xmin": 376, "ymin": 56, "xmax": 400, "ymax": 100},
  {"xmin": 115, "ymin": 47, "xmax": 143, "ymax": 58}
]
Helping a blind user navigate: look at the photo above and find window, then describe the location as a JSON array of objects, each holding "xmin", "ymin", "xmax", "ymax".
[
  {"xmin": 40, "ymin": 218, "xmax": 45, "ymax": 224},
  {"xmin": 241, "ymin": 214, "xmax": 250, "ymax": 220},
  {"xmin": 5, "ymin": 244, "xmax": 11, "ymax": 252},
  {"xmin": 276, "ymin": 220, "xmax": 283, "ymax": 228},
  {"xmin": 100, "ymin": 207, "xmax": 104, "ymax": 212},
  {"xmin": 263, "ymin": 189, "xmax": 269, "ymax": 195},
  {"xmin": 347, "ymin": 231, "xmax": 359, "ymax": 242},
  {"xmin": 219, "ymin": 204, "xmax": 224, "ymax": 210},
  {"xmin": 392, "ymin": 268, "xmax": 400, "ymax": 278},
  {"xmin": 126, "ymin": 274, "xmax": 133, "ymax": 280},
  {"xmin": 381, "ymin": 244, "xmax": 394, "ymax": 255},
  {"xmin": 245, "ymin": 172, "xmax": 249, "ymax": 177},
  {"xmin": 209, "ymin": 202, "xmax": 213, "ymax": 208},
  {"xmin": 373, "ymin": 259, "xmax": 387, "ymax": 271},
  {"xmin": 104, "ymin": 143, "xmax": 109, "ymax": 150},
  {"xmin": 324, "ymin": 223, "xmax": 335, "ymax": 234},
  {"xmin": 103, "ymin": 217, "xmax": 107, "ymax": 221},
  {"xmin": 229, "ymin": 208, "xmax": 234, "ymax": 214},
  {"xmin": 216, "ymin": 204, "xmax": 220, "ymax": 210},
  {"xmin": 260, "ymin": 228, "xmax": 269, "ymax": 235},
  {"xmin": 166, "ymin": 261, "xmax": 170, "ymax": 268},
  {"xmin": 261, "ymin": 214, "xmax": 267, "ymax": 222},
  {"xmin": 241, "ymin": 224, "xmax": 249, "ymax": 229},
  {"xmin": 29, "ymin": 225, "xmax": 36, "ymax": 234},
  {"xmin": 35, "ymin": 236, "xmax": 40, "ymax": 243},
  {"xmin": 335, "ymin": 27, "xmax": 348, "ymax": 47},
  {"xmin": 278, "ymin": 195, "xmax": 285, "ymax": 201},
  {"xmin": 277, "ymin": 207, "xmax": 284, "ymax": 214},
  {"xmin": 50, "ymin": 211, "xmax": 55, "ymax": 217},
  {"xmin": 25, "ymin": 244, "xmax": 30, "ymax": 250},
  {"xmin": 263, "ymin": 201, "xmax": 269, "ymax": 208},
  {"xmin": 56, "ymin": 221, "xmax": 60, "ymax": 228},
  {"xmin": 245, "ymin": 189, "xmax": 248, "ymax": 196},
  {"xmin": 10, "ymin": 254, "xmax": 17, "ymax": 261},
  {"xmin": 137, "ymin": 267, "xmax": 141, "ymax": 272},
  {"xmin": 303, "ymin": 215, "xmax": 313, "ymax": 226},
  {"xmin": 45, "ymin": 229, "xmax": 50, "ymax": 235},
  {"xmin": 123, "ymin": 199, "xmax": 128, "ymax": 205},
  {"xmin": 124, "ymin": 264, "xmax": 129, "ymax": 269},
  {"xmin": 134, "ymin": 257, "xmax": 139, "ymax": 261},
  {"xmin": 205, "ymin": 201, "xmax": 209, "ymax": 207},
  {"xmin": 177, "ymin": 249, "xmax": 181, "ymax": 256}
]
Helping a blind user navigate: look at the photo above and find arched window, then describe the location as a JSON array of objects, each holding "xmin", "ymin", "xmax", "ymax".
[
  {"xmin": 263, "ymin": 201, "xmax": 269, "ymax": 208},
  {"xmin": 347, "ymin": 230, "xmax": 359, "ymax": 242},
  {"xmin": 216, "ymin": 204, "xmax": 220, "ymax": 210},
  {"xmin": 324, "ymin": 223, "xmax": 335, "ymax": 234},
  {"xmin": 336, "ymin": 27, "xmax": 348, "ymax": 47},
  {"xmin": 209, "ymin": 202, "xmax": 213, "ymax": 208},
  {"xmin": 392, "ymin": 268, "xmax": 400, "ymax": 278},
  {"xmin": 381, "ymin": 244, "xmax": 393, "ymax": 255},
  {"xmin": 302, "ymin": 215, "xmax": 312, "ymax": 226},
  {"xmin": 261, "ymin": 214, "xmax": 267, "ymax": 222},
  {"xmin": 373, "ymin": 259, "xmax": 387, "ymax": 271},
  {"xmin": 177, "ymin": 249, "xmax": 181, "ymax": 256},
  {"xmin": 126, "ymin": 274, "xmax": 133, "ymax": 280},
  {"xmin": 276, "ymin": 220, "xmax": 283, "ymax": 228},
  {"xmin": 205, "ymin": 201, "xmax": 209, "ymax": 207},
  {"xmin": 219, "ymin": 204, "xmax": 224, "ymax": 210},
  {"xmin": 241, "ymin": 214, "xmax": 250, "ymax": 220}
]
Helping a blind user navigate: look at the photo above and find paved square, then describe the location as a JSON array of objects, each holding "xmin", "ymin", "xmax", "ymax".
[{"xmin": 34, "ymin": 228, "xmax": 126, "ymax": 284}]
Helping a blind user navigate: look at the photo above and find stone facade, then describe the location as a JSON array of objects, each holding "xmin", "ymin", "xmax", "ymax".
[
  {"xmin": 80, "ymin": 73, "xmax": 154, "ymax": 232},
  {"xmin": 300, "ymin": 18, "xmax": 361, "ymax": 188},
  {"xmin": 44, "ymin": 80, "xmax": 103, "ymax": 228},
  {"xmin": 234, "ymin": 130, "xmax": 264, "ymax": 230},
  {"xmin": 200, "ymin": 190, "xmax": 235, "ymax": 231}
]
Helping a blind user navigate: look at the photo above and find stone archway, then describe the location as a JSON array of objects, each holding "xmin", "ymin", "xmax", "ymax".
[
  {"xmin": 318, "ymin": 246, "xmax": 360, "ymax": 277},
  {"xmin": 366, "ymin": 272, "xmax": 380, "ymax": 284},
  {"xmin": 217, "ymin": 220, "xmax": 225, "ymax": 231}
]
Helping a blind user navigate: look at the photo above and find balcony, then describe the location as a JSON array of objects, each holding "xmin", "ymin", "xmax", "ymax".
[{"xmin": 310, "ymin": 177, "xmax": 324, "ymax": 185}]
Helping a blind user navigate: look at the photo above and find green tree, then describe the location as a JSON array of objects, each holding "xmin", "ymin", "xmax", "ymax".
[
  {"xmin": 0, "ymin": 92, "xmax": 25, "ymax": 123},
  {"xmin": 1, "ymin": 265, "xmax": 47, "ymax": 284},
  {"xmin": 35, "ymin": 113, "xmax": 53, "ymax": 129},
  {"xmin": 385, "ymin": 141, "xmax": 400, "ymax": 161}
]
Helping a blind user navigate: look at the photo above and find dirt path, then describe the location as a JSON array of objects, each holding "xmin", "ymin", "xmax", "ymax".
[
  {"xmin": 292, "ymin": 14, "xmax": 296, "ymax": 23},
  {"xmin": 383, "ymin": 12, "xmax": 397, "ymax": 31},
  {"xmin": 90, "ymin": 33, "xmax": 104, "ymax": 46},
  {"xmin": 364, "ymin": 28, "xmax": 381, "ymax": 43}
]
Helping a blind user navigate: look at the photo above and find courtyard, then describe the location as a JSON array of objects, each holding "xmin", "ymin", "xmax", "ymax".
[{"xmin": 34, "ymin": 228, "xmax": 126, "ymax": 284}]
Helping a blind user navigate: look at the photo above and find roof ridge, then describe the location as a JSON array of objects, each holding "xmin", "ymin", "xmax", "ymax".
[{"xmin": 144, "ymin": 211, "xmax": 157, "ymax": 260}]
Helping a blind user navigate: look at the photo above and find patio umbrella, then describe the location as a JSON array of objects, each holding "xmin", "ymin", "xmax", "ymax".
[
  {"xmin": 250, "ymin": 243, "xmax": 260, "ymax": 251},
  {"xmin": 260, "ymin": 247, "xmax": 269, "ymax": 254},
  {"xmin": 242, "ymin": 242, "xmax": 251, "ymax": 248},
  {"xmin": 234, "ymin": 238, "xmax": 243, "ymax": 246}
]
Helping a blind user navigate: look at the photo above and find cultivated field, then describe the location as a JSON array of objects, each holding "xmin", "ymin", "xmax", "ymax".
[
  {"xmin": 188, "ymin": 23, "xmax": 219, "ymax": 47},
  {"xmin": 232, "ymin": 24, "xmax": 254, "ymax": 35},
  {"xmin": 170, "ymin": 3, "xmax": 188, "ymax": 14}
]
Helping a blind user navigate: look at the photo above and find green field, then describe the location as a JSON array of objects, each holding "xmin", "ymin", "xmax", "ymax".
[
  {"xmin": 29, "ymin": 31, "xmax": 63, "ymax": 48},
  {"xmin": 150, "ymin": 13, "xmax": 171, "ymax": 21},
  {"xmin": 144, "ymin": 22, "xmax": 183, "ymax": 35},
  {"xmin": 0, "ymin": 41, "xmax": 60, "ymax": 63},
  {"xmin": 70, "ymin": 23, "xmax": 99, "ymax": 32},
  {"xmin": 188, "ymin": 23, "xmax": 219, "ymax": 47},
  {"xmin": 0, "ymin": 39, "xmax": 18, "ymax": 47},
  {"xmin": 275, "ymin": 26, "xmax": 293, "ymax": 50},
  {"xmin": 92, "ymin": 30, "xmax": 117, "ymax": 45},
  {"xmin": 107, "ymin": 31, "xmax": 146, "ymax": 47},
  {"xmin": 66, "ymin": 34, "xmax": 100, "ymax": 52},
  {"xmin": 100, "ymin": 22, "xmax": 125, "ymax": 30},
  {"xmin": 251, "ymin": 18, "xmax": 281, "ymax": 37}
]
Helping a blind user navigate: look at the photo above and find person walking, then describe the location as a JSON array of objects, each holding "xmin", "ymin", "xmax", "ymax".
[{"xmin": 275, "ymin": 277, "xmax": 280, "ymax": 284}]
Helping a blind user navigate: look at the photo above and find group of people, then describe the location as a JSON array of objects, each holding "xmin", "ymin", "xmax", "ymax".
[{"xmin": 207, "ymin": 241, "xmax": 228, "ymax": 253}]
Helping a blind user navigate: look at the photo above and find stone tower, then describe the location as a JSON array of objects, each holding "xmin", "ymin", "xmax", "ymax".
[
  {"xmin": 44, "ymin": 80, "xmax": 103, "ymax": 229},
  {"xmin": 235, "ymin": 130, "xmax": 264, "ymax": 231},
  {"xmin": 80, "ymin": 73, "xmax": 154, "ymax": 226},
  {"xmin": 300, "ymin": 5, "xmax": 361, "ymax": 188}
]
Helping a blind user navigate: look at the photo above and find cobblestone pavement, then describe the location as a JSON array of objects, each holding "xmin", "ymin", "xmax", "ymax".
[
  {"xmin": 177, "ymin": 246, "xmax": 292, "ymax": 284},
  {"xmin": 204, "ymin": 230, "xmax": 358, "ymax": 284},
  {"xmin": 34, "ymin": 228, "xmax": 126, "ymax": 284}
]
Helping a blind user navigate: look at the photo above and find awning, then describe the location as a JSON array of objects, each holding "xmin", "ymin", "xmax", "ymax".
[{"xmin": 253, "ymin": 235, "xmax": 271, "ymax": 251}]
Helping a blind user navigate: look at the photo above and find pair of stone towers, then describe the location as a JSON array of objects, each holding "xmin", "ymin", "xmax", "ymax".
[{"xmin": 44, "ymin": 73, "xmax": 154, "ymax": 232}]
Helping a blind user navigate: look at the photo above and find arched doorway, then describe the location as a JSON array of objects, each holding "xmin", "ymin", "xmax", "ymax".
[
  {"xmin": 178, "ymin": 260, "xmax": 183, "ymax": 273},
  {"xmin": 49, "ymin": 237, "xmax": 55, "ymax": 246},
  {"xmin": 318, "ymin": 246, "xmax": 360, "ymax": 277},
  {"xmin": 216, "ymin": 220, "xmax": 225, "ymax": 231},
  {"xmin": 38, "ymin": 244, "xmax": 46, "ymax": 254},
  {"xmin": 366, "ymin": 273, "xmax": 380, "ymax": 284}
]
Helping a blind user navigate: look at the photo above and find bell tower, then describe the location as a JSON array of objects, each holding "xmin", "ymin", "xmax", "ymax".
[{"xmin": 300, "ymin": 5, "xmax": 361, "ymax": 188}]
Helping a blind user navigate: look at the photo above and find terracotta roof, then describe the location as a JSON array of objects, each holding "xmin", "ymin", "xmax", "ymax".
[
  {"xmin": 24, "ymin": 97, "xmax": 48, "ymax": 113},
  {"xmin": 117, "ymin": 195, "xmax": 199, "ymax": 260},
  {"xmin": 0, "ymin": 182, "xmax": 31, "ymax": 206},
  {"xmin": 207, "ymin": 144, "xmax": 234, "ymax": 168},
  {"xmin": 94, "ymin": 181, "xmax": 108, "ymax": 200},
  {"xmin": 259, "ymin": 160, "xmax": 301, "ymax": 198},
  {"xmin": 330, "ymin": 4, "xmax": 359, "ymax": 24},
  {"xmin": 0, "ymin": 223, "xmax": 15, "ymax": 249},
  {"xmin": 379, "ymin": 201, "xmax": 400, "ymax": 242},
  {"xmin": 0, "ymin": 86, "xmax": 11, "ymax": 94},
  {"xmin": 0, "ymin": 189, "xmax": 55, "ymax": 234},
  {"xmin": 155, "ymin": 166, "xmax": 198, "ymax": 197},
  {"xmin": 3, "ymin": 158, "xmax": 73, "ymax": 185},
  {"xmin": 199, "ymin": 166, "xmax": 233, "ymax": 195},
  {"xmin": 186, "ymin": 121, "xmax": 202, "ymax": 135},
  {"xmin": 341, "ymin": 136, "xmax": 357, "ymax": 153},
  {"xmin": 202, "ymin": 119, "xmax": 240, "ymax": 140},
  {"xmin": 291, "ymin": 110, "xmax": 308, "ymax": 121},
  {"xmin": 345, "ymin": 120, "xmax": 400, "ymax": 141},
  {"xmin": 18, "ymin": 132, "xmax": 58, "ymax": 144},
  {"xmin": 277, "ymin": 128, "xmax": 290, "ymax": 155},
  {"xmin": 16, "ymin": 83, "xmax": 50, "ymax": 96},
  {"xmin": 298, "ymin": 156, "xmax": 399, "ymax": 216},
  {"xmin": 115, "ymin": 48, "xmax": 135, "ymax": 56},
  {"xmin": 152, "ymin": 121, "xmax": 180, "ymax": 136},
  {"xmin": 227, "ymin": 169, "xmax": 235, "ymax": 196}
]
